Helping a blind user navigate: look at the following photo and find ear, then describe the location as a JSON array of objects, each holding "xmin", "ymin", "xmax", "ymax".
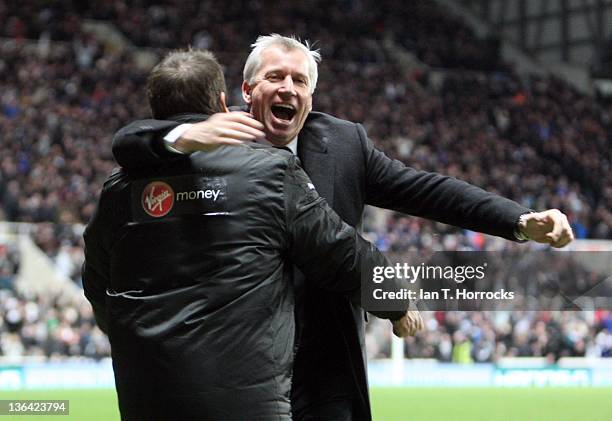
[
  {"xmin": 241, "ymin": 80, "xmax": 252, "ymax": 106},
  {"xmin": 219, "ymin": 92, "xmax": 229, "ymax": 113}
]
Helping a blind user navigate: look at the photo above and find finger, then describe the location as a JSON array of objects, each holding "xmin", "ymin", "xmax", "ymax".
[
  {"xmin": 533, "ymin": 212, "xmax": 549, "ymax": 223},
  {"xmin": 406, "ymin": 312, "xmax": 415, "ymax": 325},
  {"xmin": 546, "ymin": 215, "xmax": 564, "ymax": 243},
  {"xmin": 557, "ymin": 219, "xmax": 574, "ymax": 246},
  {"xmin": 223, "ymin": 122, "xmax": 266, "ymax": 138},
  {"xmin": 551, "ymin": 228, "xmax": 574, "ymax": 248},
  {"xmin": 547, "ymin": 214, "xmax": 573, "ymax": 246},
  {"xmin": 407, "ymin": 314, "xmax": 417, "ymax": 336},
  {"xmin": 414, "ymin": 315, "xmax": 421, "ymax": 333},
  {"xmin": 218, "ymin": 138, "xmax": 246, "ymax": 146},
  {"xmin": 224, "ymin": 112, "xmax": 265, "ymax": 130},
  {"xmin": 219, "ymin": 128, "xmax": 262, "ymax": 141},
  {"xmin": 552, "ymin": 235, "xmax": 571, "ymax": 248},
  {"xmin": 403, "ymin": 318, "xmax": 412, "ymax": 337}
]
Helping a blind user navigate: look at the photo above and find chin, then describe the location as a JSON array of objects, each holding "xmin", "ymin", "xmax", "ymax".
[{"xmin": 269, "ymin": 136, "xmax": 290, "ymax": 145}]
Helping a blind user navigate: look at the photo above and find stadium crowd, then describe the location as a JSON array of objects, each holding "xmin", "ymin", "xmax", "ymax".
[
  {"xmin": 0, "ymin": 240, "xmax": 19, "ymax": 290},
  {"xmin": 367, "ymin": 310, "xmax": 612, "ymax": 361},
  {"xmin": 0, "ymin": 286, "xmax": 109, "ymax": 359},
  {"xmin": 0, "ymin": 0, "xmax": 501, "ymax": 69},
  {"xmin": 0, "ymin": 1, "xmax": 611, "ymax": 360}
]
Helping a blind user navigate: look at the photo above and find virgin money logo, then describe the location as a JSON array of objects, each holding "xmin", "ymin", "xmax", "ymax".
[{"xmin": 141, "ymin": 181, "xmax": 174, "ymax": 217}]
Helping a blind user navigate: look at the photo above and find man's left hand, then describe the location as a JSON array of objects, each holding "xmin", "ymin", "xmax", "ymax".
[
  {"xmin": 519, "ymin": 209, "xmax": 574, "ymax": 248},
  {"xmin": 392, "ymin": 310, "xmax": 424, "ymax": 338}
]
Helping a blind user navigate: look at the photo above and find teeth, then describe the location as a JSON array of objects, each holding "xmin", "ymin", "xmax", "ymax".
[{"xmin": 274, "ymin": 104, "xmax": 295, "ymax": 111}]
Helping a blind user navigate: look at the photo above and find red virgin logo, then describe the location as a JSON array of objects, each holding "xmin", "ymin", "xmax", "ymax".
[{"xmin": 142, "ymin": 181, "xmax": 174, "ymax": 217}]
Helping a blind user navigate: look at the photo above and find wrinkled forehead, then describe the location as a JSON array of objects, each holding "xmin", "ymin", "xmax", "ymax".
[{"xmin": 258, "ymin": 46, "xmax": 311, "ymax": 77}]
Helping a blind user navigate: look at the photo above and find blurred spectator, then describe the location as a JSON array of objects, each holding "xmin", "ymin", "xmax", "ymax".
[{"xmin": 0, "ymin": 289, "xmax": 110, "ymax": 359}]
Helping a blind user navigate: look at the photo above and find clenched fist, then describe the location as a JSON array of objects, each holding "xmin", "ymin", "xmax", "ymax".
[
  {"xmin": 392, "ymin": 310, "xmax": 424, "ymax": 337},
  {"xmin": 519, "ymin": 209, "xmax": 574, "ymax": 248}
]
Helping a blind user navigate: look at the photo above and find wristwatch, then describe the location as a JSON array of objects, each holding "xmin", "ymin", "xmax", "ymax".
[{"xmin": 514, "ymin": 212, "xmax": 534, "ymax": 241}]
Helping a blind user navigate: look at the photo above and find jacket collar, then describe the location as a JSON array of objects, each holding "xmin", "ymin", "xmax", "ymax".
[
  {"xmin": 167, "ymin": 113, "xmax": 210, "ymax": 124},
  {"xmin": 298, "ymin": 112, "xmax": 329, "ymax": 154}
]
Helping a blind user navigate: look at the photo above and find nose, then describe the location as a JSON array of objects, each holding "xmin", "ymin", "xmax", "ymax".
[{"xmin": 278, "ymin": 75, "xmax": 296, "ymax": 97}]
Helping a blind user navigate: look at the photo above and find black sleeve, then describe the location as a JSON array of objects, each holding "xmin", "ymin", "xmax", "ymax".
[
  {"xmin": 358, "ymin": 124, "xmax": 531, "ymax": 240},
  {"xmin": 284, "ymin": 156, "xmax": 406, "ymax": 320},
  {"xmin": 82, "ymin": 202, "xmax": 111, "ymax": 334},
  {"xmin": 112, "ymin": 119, "xmax": 185, "ymax": 170},
  {"xmin": 81, "ymin": 172, "xmax": 126, "ymax": 334}
]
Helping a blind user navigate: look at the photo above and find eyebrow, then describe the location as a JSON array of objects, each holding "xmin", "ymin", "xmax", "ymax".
[{"xmin": 264, "ymin": 69, "xmax": 309, "ymax": 83}]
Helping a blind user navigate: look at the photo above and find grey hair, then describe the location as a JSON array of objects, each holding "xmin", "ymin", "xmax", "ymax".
[{"xmin": 243, "ymin": 34, "xmax": 321, "ymax": 94}]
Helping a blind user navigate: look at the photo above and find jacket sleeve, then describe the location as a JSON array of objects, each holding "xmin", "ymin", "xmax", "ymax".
[
  {"xmin": 112, "ymin": 119, "xmax": 185, "ymax": 170},
  {"xmin": 284, "ymin": 156, "xmax": 406, "ymax": 320},
  {"xmin": 81, "ymin": 171, "xmax": 126, "ymax": 334},
  {"xmin": 82, "ymin": 199, "xmax": 111, "ymax": 334},
  {"xmin": 358, "ymin": 123, "xmax": 531, "ymax": 240}
]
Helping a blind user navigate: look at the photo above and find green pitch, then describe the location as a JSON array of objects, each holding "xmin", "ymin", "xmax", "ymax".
[
  {"xmin": 371, "ymin": 387, "xmax": 612, "ymax": 421},
  {"xmin": 0, "ymin": 389, "xmax": 119, "ymax": 420},
  {"xmin": 1, "ymin": 387, "xmax": 611, "ymax": 420}
]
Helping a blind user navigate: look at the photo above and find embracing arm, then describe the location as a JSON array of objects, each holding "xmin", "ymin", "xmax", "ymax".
[
  {"xmin": 112, "ymin": 113, "xmax": 264, "ymax": 170},
  {"xmin": 112, "ymin": 119, "xmax": 183, "ymax": 169}
]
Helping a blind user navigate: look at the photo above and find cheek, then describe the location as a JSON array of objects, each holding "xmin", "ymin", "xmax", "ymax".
[
  {"xmin": 250, "ymin": 95, "xmax": 265, "ymax": 116},
  {"xmin": 303, "ymin": 95, "xmax": 312, "ymax": 112}
]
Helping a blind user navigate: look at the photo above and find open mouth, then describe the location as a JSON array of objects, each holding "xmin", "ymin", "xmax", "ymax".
[{"xmin": 271, "ymin": 104, "xmax": 296, "ymax": 122}]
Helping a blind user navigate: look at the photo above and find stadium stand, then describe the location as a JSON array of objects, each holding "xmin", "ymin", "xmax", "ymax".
[{"xmin": 0, "ymin": 1, "xmax": 610, "ymax": 363}]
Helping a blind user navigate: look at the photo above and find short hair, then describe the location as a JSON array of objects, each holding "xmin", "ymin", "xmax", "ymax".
[
  {"xmin": 243, "ymin": 34, "xmax": 321, "ymax": 94},
  {"xmin": 147, "ymin": 49, "xmax": 227, "ymax": 119}
]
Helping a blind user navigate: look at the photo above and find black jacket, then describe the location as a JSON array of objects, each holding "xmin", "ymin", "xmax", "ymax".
[
  {"xmin": 84, "ymin": 116, "xmax": 405, "ymax": 421},
  {"xmin": 112, "ymin": 110, "xmax": 531, "ymax": 420}
]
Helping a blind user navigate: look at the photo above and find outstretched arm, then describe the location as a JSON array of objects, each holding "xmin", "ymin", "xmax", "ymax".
[{"xmin": 359, "ymin": 124, "xmax": 573, "ymax": 245}]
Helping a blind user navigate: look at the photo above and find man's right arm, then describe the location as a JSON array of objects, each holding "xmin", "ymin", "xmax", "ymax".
[
  {"xmin": 112, "ymin": 113, "xmax": 264, "ymax": 170},
  {"xmin": 112, "ymin": 119, "xmax": 184, "ymax": 169}
]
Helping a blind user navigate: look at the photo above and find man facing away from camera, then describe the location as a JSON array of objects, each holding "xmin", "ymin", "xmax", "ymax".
[
  {"xmin": 83, "ymin": 49, "xmax": 421, "ymax": 421},
  {"xmin": 112, "ymin": 35, "xmax": 574, "ymax": 421}
]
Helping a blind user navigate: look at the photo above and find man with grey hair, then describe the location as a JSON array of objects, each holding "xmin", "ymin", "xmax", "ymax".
[
  {"xmin": 113, "ymin": 34, "xmax": 574, "ymax": 420},
  {"xmin": 240, "ymin": 34, "xmax": 321, "ymax": 147},
  {"xmin": 243, "ymin": 34, "xmax": 321, "ymax": 93}
]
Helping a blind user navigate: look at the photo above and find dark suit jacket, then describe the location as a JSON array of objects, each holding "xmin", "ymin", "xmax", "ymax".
[{"xmin": 113, "ymin": 110, "xmax": 531, "ymax": 420}]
